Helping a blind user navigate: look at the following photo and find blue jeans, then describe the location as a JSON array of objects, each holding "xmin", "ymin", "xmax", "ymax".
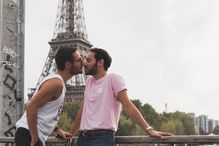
[{"xmin": 76, "ymin": 130, "xmax": 115, "ymax": 146}]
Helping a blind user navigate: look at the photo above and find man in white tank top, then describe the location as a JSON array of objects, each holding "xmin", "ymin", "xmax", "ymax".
[
  {"xmin": 15, "ymin": 46, "xmax": 83, "ymax": 146},
  {"xmin": 70, "ymin": 48, "xmax": 174, "ymax": 146}
]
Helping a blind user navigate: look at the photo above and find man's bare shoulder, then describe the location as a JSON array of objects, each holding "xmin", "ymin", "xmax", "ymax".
[
  {"xmin": 34, "ymin": 78, "xmax": 64, "ymax": 102},
  {"xmin": 40, "ymin": 77, "xmax": 63, "ymax": 90}
]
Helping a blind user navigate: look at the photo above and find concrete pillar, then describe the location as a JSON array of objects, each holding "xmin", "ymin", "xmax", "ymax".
[{"xmin": 0, "ymin": 0, "xmax": 24, "ymax": 144}]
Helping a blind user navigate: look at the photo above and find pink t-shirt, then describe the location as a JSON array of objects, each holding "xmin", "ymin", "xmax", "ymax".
[{"xmin": 80, "ymin": 73, "xmax": 126, "ymax": 131}]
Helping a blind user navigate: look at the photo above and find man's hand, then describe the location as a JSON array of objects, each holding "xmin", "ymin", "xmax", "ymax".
[
  {"xmin": 55, "ymin": 128, "xmax": 72, "ymax": 139},
  {"xmin": 147, "ymin": 129, "xmax": 174, "ymax": 138},
  {"xmin": 30, "ymin": 135, "xmax": 38, "ymax": 146},
  {"xmin": 147, "ymin": 130, "xmax": 176, "ymax": 146}
]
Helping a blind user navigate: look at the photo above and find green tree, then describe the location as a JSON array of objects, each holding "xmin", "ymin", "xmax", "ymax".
[
  {"xmin": 213, "ymin": 126, "xmax": 219, "ymax": 135},
  {"xmin": 117, "ymin": 100, "xmax": 146, "ymax": 136},
  {"xmin": 57, "ymin": 99, "xmax": 196, "ymax": 136},
  {"xmin": 160, "ymin": 111, "xmax": 196, "ymax": 135},
  {"xmin": 118, "ymin": 99, "xmax": 161, "ymax": 135},
  {"xmin": 62, "ymin": 101, "xmax": 81, "ymax": 119},
  {"xmin": 160, "ymin": 119, "xmax": 184, "ymax": 134},
  {"xmin": 116, "ymin": 114, "xmax": 133, "ymax": 135},
  {"xmin": 58, "ymin": 101, "xmax": 81, "ymax": 131},
  {"xmin": 182, "ymin": 115, "xmax": 196, "ymax": 135},
  {"xmin": 58, "ymin": 111, "xmax": 72, "ymax": 131},
  {"xmin": 141, "ymin": 103, "xmax": 161, "ymax": 130},
  {"xmin": 131, "ymin": 99, "xmax": 143, "ymax": 112}
]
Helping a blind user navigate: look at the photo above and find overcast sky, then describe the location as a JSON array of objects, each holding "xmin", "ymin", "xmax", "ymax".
[{"xmin": 25, "ymin": 0, "xmax": 219, "ymax": 120}]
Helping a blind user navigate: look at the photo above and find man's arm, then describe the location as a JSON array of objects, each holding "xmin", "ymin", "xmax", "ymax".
[
  {"xmin": 70, "ymin": 103, "xmax": 83, "ymax": 136},
  {"xmin": 118, "ymin": 90, "xmax": 173, "ymax": 138},
  {"xmin": 26, "ymin": 78, "xmax": 63, "ymax": 146}
]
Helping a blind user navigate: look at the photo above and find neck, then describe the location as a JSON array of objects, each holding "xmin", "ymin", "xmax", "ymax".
[
  {"xmin": 55, "ymin": 71, "xmax": 72, "ymax": 83},
  {"xmin": 93, "ymin": 70, "xmax": 107, "ymax": 80}
]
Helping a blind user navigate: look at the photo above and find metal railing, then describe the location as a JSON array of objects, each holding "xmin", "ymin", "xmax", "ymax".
[{"xmin": 1, "ymin": 135, "xmax": 219, "ymax": 145}]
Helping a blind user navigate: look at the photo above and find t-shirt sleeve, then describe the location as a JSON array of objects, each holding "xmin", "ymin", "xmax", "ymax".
[{"xmin": 111, "ymin": 74, "xmax": 127, "ymax": 98}]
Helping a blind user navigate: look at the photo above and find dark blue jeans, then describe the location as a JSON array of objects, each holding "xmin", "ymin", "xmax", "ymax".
[{"xmin": 76, "ymin": 130, "xmax": 115, "ymax": 146}]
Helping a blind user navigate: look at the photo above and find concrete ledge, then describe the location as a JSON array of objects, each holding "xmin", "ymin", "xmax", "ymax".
[{"xmin": 1, "ymin": 135, "xmax": 219, "ymax": 144}]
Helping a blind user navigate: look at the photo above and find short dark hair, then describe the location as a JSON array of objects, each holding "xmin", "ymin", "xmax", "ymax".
[
  {"xmin": 90, "ymin": 48, "xmax": 112, "ymax": 71},
  {"xmin": 55, "ymin": 46, "xmax": 77, "ymax": 70}
]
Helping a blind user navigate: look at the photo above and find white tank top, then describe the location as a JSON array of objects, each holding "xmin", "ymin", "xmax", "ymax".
[{"xmin": 16, "ymin": 73, "xmax": 66, "ymax": 145}]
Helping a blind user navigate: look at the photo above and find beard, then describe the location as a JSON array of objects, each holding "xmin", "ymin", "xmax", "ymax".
[
  {"xmin": 85, "ymin": 63, "xmax": 98, "ymax": 75},
  {"xmin": 71, "ymin": 65, "xmax": 82, "ymax": 75}
]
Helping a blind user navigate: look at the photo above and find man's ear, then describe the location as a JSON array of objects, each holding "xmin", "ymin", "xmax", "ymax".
[
  {"xmin": 65, "ymin": 61, "xmax": 72, "ymax": 69},
  {"xmin": 98, "ymin": 59, "xmax": 104, "ymax": 67}
]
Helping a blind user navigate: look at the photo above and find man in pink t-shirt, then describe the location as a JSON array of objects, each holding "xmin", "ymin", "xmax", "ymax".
[{"xmin": 70, "ymin": 48, "xmax": 173, "ymax": 146}]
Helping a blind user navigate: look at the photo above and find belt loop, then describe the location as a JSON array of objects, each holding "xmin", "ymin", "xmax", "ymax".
[{"xmin": 82, "ymin": 130, "xmax": 87, "ymax": 137}]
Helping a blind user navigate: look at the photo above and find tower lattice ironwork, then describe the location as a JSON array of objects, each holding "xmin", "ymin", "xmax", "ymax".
[{"xmin": 29, "ymin": 0, "xmax": 92, "ymax": 102}]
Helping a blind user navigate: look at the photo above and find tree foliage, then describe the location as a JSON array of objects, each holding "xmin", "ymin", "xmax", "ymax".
[
  {"xmin": 58, "ymin": 101, "xmax": 81, "ymax": 131},
  {"xmin": 58, "ymin": 99, "xmax": 196, "ymax": 136},
  {"xmin": 213, "ymin": 126, "xmax": 219, "ymax": 135},
  {"xmin": 160, "ymin": 111, "xmax": 196, "ymax": 135},
  {"xmin": 160, "ymin": 119, "xmax": 184, "ymax": 134}
]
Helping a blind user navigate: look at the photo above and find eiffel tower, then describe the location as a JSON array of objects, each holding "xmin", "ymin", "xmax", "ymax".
[{"xmin": 29, "ymin": 0, "xmax": 92, "ymax": 102}]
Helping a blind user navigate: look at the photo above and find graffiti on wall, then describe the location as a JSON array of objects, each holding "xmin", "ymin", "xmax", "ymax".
[
  {"xmin": 1, "ymin": 47, "xmax": 17, "ymax": 68},
  {"xmin": 1, "ymin": 46, "xmax": 22, "ymax": 146},
  {"xmin": 0, "ymin": 1, "xmax": 23, "ymax": 145},
  {"xmin": 1, "ymin": 25, "xmax": 22, "ymax": 146}
]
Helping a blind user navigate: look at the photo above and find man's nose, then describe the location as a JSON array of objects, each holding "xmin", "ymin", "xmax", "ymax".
[{"xmin": 83, "ymin": 60, "xmax": 87, "ymax": 66}]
